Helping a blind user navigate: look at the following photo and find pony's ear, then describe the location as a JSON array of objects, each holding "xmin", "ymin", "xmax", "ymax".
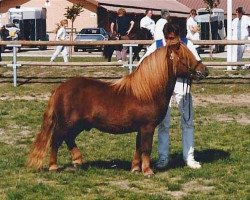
[{"xmin": 166, "ymin": 37, "xmax": 180, "ymax": 50}]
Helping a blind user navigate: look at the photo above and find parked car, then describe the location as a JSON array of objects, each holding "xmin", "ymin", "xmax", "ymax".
[{"xmin": 74, "ymin": 28, "xmax": 109, "ymax": 52}]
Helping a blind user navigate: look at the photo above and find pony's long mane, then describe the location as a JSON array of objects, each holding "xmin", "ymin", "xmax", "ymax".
[{"xmin": 112, "ymin": 46, "xmax": 170, "ymax": 101}]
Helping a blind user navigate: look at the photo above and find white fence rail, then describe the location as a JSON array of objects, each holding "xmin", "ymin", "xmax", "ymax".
[{"xmin": 0, "ymin": 40, "xmax": 249, "ymax": 86}]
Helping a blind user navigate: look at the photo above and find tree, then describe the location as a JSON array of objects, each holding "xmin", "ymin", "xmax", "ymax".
[{"xmin": 64, "ymin": 4, "xmax": 84, "ymax": 56}]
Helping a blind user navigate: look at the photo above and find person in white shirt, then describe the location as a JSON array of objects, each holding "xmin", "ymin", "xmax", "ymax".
[
  {"xmin": 232, "ymin": 7, "xmax": 250, "ymax": 68},
  {"xmin": 186, "ymin": 9, "xmax": 200, "ymax": 48},
  {"xmin": 50, "ymin": 19, "xmax": 69, "ymax": 63},
  {"xmin": 140, "ymin": 9, "xmax": 155, "ymax": 39},
  {"xmin": 154, "ymin": 9, "xmax": 170, "ymax": 48}
]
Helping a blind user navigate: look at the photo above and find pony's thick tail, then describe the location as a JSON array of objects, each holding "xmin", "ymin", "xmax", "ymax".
[{"xmin": 27, "ymin": 93, "xmax": 56, "ymax": 170}]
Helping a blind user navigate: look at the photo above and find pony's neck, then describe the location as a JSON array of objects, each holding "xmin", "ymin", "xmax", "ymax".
[{"xmin": 113, "ymin": 47, "xmax": 177, "ymax": 102}]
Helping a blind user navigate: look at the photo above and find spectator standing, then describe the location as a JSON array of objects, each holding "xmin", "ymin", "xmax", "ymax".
[
  {"xmin": 50, "ymin": 19, "xmax": 69, "ymax": 63},
  {"xmin": 154, "ymin": 9, "xmax": 170, "ymax": 48},
  {"xmin": 110, "ymin": 8, "xmax": 134, "ymax": 62},
  {"xmin": 186, "ymin": 9, "xmax": 200, "ymax": 48},
  {"xmin": 232, "ymin": 7, "xmax": 250, "ymax": 68},
  {"xmin": 140, "ymin": 9, "xmax": 155, "ymax": 39}
]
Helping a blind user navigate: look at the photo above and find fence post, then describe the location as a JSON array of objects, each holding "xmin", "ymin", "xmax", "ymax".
[
  {"xmin": 7, "ymin": 45, "xmax": 22, "ymax": 87},
  {"xmin": 123, "ymin": 44, "xmax": 138, "ymax": 74}
]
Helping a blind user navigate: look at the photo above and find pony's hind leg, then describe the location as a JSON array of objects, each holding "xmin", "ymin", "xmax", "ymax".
[
  {"xmin": 49, "ymin": 134, "xmax": 64, "ymax": 171},
  {"xmin": 64, "ymin": 132, "xmax": 84, "ymax": 167}
]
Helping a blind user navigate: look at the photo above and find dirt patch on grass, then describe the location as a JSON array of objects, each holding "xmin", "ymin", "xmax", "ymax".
[
  {"xmin": 213, "ymin": 113, "xmax": 250, "ymax": 125},
  {"xmin": 193, "ymin": 94, "xmax": 250, "ymax": 106},
  {"xmin": 0, "ymin": 93, "xmax": 51, "ymax": 101},
  {"xmin": 167, "ymin": 179, "xmax": 214, "ymax": 199},
  {"xmin": 0, "ymin": 126, "xmax": 32, "ymax": 145}
]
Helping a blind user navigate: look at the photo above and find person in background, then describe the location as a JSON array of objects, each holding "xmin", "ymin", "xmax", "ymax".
[
  {"xmin": 110, "ymin": 8, "xmax": 134, "ymax": 62},
  {"xmin": 50, "ymin": 19, "xmax": 69, "ymax": 63},
  {"xmin": 154, "ymin": 9, "xmax": 170, "ymax": 48},
  {"xmin": 140, "ymin": 9, "xmax": 155, "ymax": 39},
  {"xmin": 232, "ymin": 7, "xmax": 250, "ymax": 69},
  {"xmin": 186, "ymin": 9, "xmax": 200, "ymax": 48}
]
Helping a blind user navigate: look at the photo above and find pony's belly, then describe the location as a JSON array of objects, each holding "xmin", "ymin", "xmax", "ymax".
[{"xmin": 93, "ymin": 122, "xmax": 136, "ymax": 134}]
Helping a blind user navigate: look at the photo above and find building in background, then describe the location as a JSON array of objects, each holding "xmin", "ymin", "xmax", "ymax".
[{"xmin": 0, "ymin": 0, "xmax": 191, "ymax": 39}]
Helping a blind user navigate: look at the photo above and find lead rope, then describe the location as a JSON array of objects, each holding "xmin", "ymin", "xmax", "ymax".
[{"xmin": 182, "ymin": 77, "xmax": 192, "ymax": 124}]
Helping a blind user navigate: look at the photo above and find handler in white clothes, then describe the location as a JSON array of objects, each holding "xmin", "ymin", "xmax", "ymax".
[
  {"xmin": 232, "ymin": 7, "xmax": 250, "ymax": 67},
  {"xmin": 140, "ymin": 9, "xmax": 155, "ymax": 38},
  {"xmin": 141, "ymin": 10, "xmax": 201, "ymax": 169},
  {"xmin": 50, "ymin": 19, "xmax": 69, "ymax": 63}
]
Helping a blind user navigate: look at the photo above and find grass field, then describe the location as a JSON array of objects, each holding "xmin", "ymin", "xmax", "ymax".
[{"xmin": 0, "ymin": 60, "xmax": 250, "ymax": 199}]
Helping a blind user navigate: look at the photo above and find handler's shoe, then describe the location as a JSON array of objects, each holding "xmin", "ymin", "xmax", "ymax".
[
  {"xmin": 186, "ymin": 158, "xmax": 201, "ymax": 169},
  {"xmin": 155, "ymin": 159, "xmax": 169, "ymax": 169}
]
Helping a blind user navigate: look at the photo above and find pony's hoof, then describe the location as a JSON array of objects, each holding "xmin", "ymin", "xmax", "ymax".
[
  {"xmin": 72, "ymin": 160, "xmax": 85, "ymax": 168},
  {"xmin": 73, "ymin": 163, "xmax": 83, "ymax": 169},
  {"xmin": 49, "ymin": 165, "xmax": 59, "ymax": 171},
  {"xmin": 143, "ymin": 169, "xmax": 154, "ymax": 177},
  {"xmin": 131, "ymin": 166, "xmax": 141, "ymax": 174}
]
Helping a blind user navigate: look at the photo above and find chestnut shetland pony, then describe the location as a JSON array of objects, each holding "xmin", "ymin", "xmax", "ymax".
[{"xmin": 27, "ymin": 37, "xmax": 208, "ymax": 176}]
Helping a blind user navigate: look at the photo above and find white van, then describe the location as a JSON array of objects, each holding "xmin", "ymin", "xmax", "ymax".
[{"xmin": 195, "ymin": 8, "xmax": 226, "ymax": 52}]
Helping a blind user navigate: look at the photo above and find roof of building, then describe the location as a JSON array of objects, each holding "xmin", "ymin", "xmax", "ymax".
[
  {"xmin": 177, "ymin": 0, "xmax": 250, "ymax": 15},
  {"xmin": 0, "ymin": 0, "xmax": 191, "ymax": 18},
  {"xmin": 97, "ymin": 0, "xmax": 190, "ymax": 17}
]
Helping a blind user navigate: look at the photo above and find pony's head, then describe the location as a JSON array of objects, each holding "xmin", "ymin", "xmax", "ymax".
[
  {"xmin": 164, "ymin": 24, "xmax": 209, "ymax": 80},
  {"xmin": 168, "ymin": 40, "xmax": 209, "ymax": 80}
]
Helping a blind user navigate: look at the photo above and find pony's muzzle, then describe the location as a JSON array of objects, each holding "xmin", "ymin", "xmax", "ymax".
[{"xmin": 193, "ymin": 68, "xmax": 209, "ymax": 80}]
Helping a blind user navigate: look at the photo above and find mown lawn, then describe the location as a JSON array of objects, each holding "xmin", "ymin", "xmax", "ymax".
[{"xmin": 0, "ymin": 63, "xmax": 249, "ymax": 199}]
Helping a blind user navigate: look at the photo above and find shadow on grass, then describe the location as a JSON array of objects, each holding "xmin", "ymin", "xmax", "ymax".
[
  {"xmin": 155, "ymin": 149, "xmax": 230, "ymax": 171},
  {"xmin": 196, "ymin": 149, "xmax": 230, "ymax": 163},
  {"xmin": 56, "ymin": 159, "xmax": 131, "ymax": 172},
  {"xmin": 52, "ymin": 149, "xmax": 229, "ymax": 173}
]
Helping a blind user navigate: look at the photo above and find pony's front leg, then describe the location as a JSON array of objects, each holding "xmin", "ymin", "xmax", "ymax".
[
  {"xmin": 65, "ymin": 135, "xmax": 84, "ymax": 167},
  {"xmin": 140, "ymin": 128, "xmax": 154, "ymax": 177},
  {"xmin": 131, "ymin": 132, "xmax": 142, "ymax": 173}
]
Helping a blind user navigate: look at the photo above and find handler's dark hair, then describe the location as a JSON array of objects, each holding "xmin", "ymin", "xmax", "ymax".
[{"xmin": 163, "ymin": 23, "xmax": 180, "ymax": 37}]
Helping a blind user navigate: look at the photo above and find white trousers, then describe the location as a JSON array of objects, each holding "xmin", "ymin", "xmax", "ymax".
[
  {"xmin": 51, "ymin": 46, "xmax": 68, "ymax": 62},
  {"xmin": 232, "ymin": 44, "xmax": 245, "ymax": 62},
  {"xmin": 232, "ymin": 35, "xmax": 248, "ymax": 62},
  {"xmin": 158, "ymin": 78, "xmax": 194, "ymax": 161}
]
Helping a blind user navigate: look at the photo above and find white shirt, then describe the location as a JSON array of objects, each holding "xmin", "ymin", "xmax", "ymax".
[
  {"xmin": 186, "ymin": 16, "xmax": 199, "ymax": 40},
  {"xmin": 154, "ymin": 18, "xmax": 168, "ymax": 41},
  {"xmin": 232, "ymin": 15, "xmax": 250, "ymax": 40},
  {"xmin": 56, "ymin": 27, "xmax": 67, "ymax": 41},
  {"xmin": 140, "ymin": 15, "xmax": 155, "ymax": 35}
]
